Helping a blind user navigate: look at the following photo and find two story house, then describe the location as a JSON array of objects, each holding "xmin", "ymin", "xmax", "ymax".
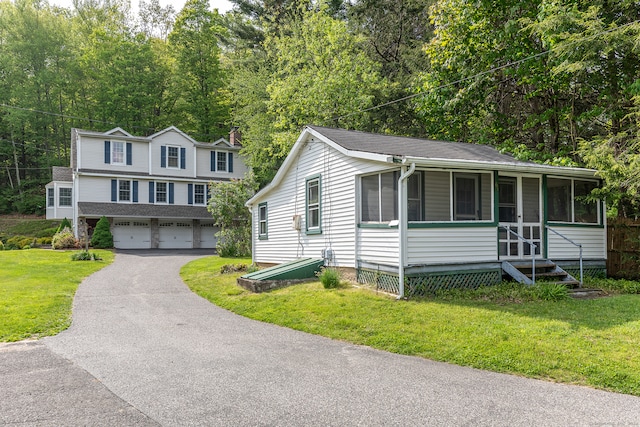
[{"xmin": 45, "ymin": 126, "xmax": 248, "ymax": 249}]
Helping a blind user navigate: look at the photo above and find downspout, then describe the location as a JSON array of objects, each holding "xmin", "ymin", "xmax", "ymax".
[
  {"xmin": 249, "ymin": 205, "xmax": 255, "ymax": 265},
  {"xmin": 398, "ymin": 162, "xmax": 416, "ymax": 299}
]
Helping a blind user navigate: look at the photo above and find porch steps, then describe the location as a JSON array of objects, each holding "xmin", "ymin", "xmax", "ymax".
[{"xmin": 502, "ymin": 260, "xmax": 581, "ymax": 288}]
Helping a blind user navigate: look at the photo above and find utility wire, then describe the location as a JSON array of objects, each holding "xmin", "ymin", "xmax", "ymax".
[{"xmin": 332, "ymin": 18, "xmax": 640, "ymax": 123}]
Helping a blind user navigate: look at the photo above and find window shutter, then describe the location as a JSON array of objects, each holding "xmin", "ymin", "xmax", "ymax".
[
  {"xmin": 104, "ymin": 141, "xmax": 111, "ymax": 164},
  {"xmin": 168, "ymin": 183, "xmax": 174, "ymax": 204},
  {"xmin": 210, "ymin": 151, "xmax": 216, "ymax": 171},
  {"xmin": 133, "ymin": 181, "xmax": 139, "ymax": 203},
  {"xmin": 149, "ymin": 182, "xmax": 155, "ymax": 203},
  {"xmin": 188, "ymin": 184, "xmax": 193, "ymax": 205},
  {"xmin": 161, "ymin": 146, "xmax": 166, "ymax": 168},
  {"xmin": 180, "ymin": 147, "xmax": 186, "ymax": 169},
  {"xmin": 111, "ymin": 179, "xmax": 117, "ymax": 202},
  {"xmin": 205, "ymin": 184, "xmax": 209, "ymax": 203},
  {"xmin": 228, "ymin": 153, "xmax": 234, "ymax": 173},
  {"xmin": 126, "ymin": 143, "xmax": 132, "ymax": 165}
]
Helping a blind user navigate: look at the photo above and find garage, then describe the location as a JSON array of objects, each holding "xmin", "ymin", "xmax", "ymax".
[
  {"xmin": 112, "ymin": 219, "xmax": 151, "ymax": 249},
  {"xmin": 199, "ymin": 222, "xmax": 219, "ymax": 249},
  {"xmin": 159, "ymin": 220, "xmax": 193, "ymax": 249}
]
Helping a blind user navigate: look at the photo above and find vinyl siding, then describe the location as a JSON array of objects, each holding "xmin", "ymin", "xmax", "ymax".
[
  {"xmin": 407, "ymin": 227, "xmax": 498, "ymax": 265},
  {"xmin": 547, "ymin": 226, "xmax": 606, "ymax": 260},
  {"xmin": 150, "ymin": 131, "xmax": 194, "ymax": 178},
  {"xmin": 357, "ymin": 228, "xmax": 399, "ymax": 266},
  {"xmin": 253, "ymin": 139, "xmax": 389, "ymax": 267},
  {"xmin": 77, "ymin": 176, "xmax": 113, "ymax": 202},
  {"xmin": 78, "ymin": 135, "xmax": 149, "ymax": 174},
  {"xmin": 196, "ymin": 146, "xmax": 248, "ymax": 179}
]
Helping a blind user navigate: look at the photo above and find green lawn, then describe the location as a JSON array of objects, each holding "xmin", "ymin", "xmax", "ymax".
[
  {"xmin": 182, "ymin": 256, "xmax": 640, "ymax": 397},
  {"xmin": 0, "ymin": 249, "xmax": 114, "ymax": 342}
]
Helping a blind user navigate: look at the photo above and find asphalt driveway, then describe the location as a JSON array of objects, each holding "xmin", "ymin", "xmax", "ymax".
[{"xmin": 4, "ymin": 250, "xmax": 640, "ymax": 426}]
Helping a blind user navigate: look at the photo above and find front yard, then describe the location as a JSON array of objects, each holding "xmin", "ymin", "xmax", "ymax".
[
  {"xmin": 182, "ymin": 256, "xmax": 640, "ymax": 397},
  {"xmin": 0, "ymin": 249, "xmax": 114, "ymax": 341}
]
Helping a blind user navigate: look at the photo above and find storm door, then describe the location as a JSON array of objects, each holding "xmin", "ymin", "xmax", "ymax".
[{"xmin": 498, "ymin": 176, "xmax": 542, "ymax": 259}]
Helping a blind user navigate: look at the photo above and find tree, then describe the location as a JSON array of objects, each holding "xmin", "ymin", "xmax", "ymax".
[
  {"xmin": 169, "ymin": 0, "xmax": 229, "ymax": 140},
  {"xmin": 91, "ymin": 216, "xmax": 113, "ymax": 248},
  {"xmin": 207, "ymin": 177, "xmax": 256, "ymax": 257}
]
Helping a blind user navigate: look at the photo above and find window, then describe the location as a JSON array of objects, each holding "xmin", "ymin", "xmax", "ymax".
[
  {"xmin": 156, "ymin": 182, "xmax": 167, "ymax": 203},
  {"xmin": 547, "ymin": 178, "xmax": 599, "ymax": 224},
  {"xmin": 47, "ymin": 188, "xmax": 54, "ymax": 207},
  {"xmin": 217, "ymin": 151, "xmax": 227, "ymax": 171},
  {"xmin": 112, "ymin": 141, "xmax": 125, "ymax": 165},
  {"xmin": 258, "ymin": 203, "xmax": 268, "ymax": 239},
  {"xmin": 407, "ymin": 173, "xmax": 423, "ymax": 221},
  {"xmin": 119, "ymin": 180, "xmax": 131, "ymax": 201},
  {"xmin": 167, "ymin": 146, "xmax": 179, "ymax": 168},
  {"xmin": 361, "ymin": 171, "xmax": 399, "ymax": 222},
  {"xmin": 58, "ymin": 188, "xmax": 72, "ymax": 207},
  {"xmin": 306, "ymin": 176, "xmax": 321, "ymax": 233},
  {"xmin": 454, "ymin": 174, "xmax": 479, "ymax": 220},
  {"xmin": 194, "ymin": 184, "xmax": 205, "ymax": 205}
]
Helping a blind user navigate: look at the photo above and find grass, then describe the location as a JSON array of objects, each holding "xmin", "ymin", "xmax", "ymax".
[
  {"xmin": 182, "ymin": 256, "xmax": 640, "ymax": 397},
  {"xmin": 0, "ymin": 216, "xmax": 60, "ymax": 238},
  {"xmin": 0, "ymin": 249, "xmax": 114, "ymax": 342}
]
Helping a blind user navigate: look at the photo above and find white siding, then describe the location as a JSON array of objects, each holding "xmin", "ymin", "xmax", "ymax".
[
  {"xmin": 407, "ymin": 227, "xmax": 498, "ymax": 265},
  {"xmin": 78, "ymin": 135, "xmax": 149, "ymax": 174},
  {"xmin": 357, "ymin": 228, "xmax": 399, "ymax": 266},
  {"xmin": 547, "ymin": 226, "xmax": 606, "ymax": 260},
  {"xmin": 195, "ymin": 146, "xmax": 248, "ymax": 180},
  {"xmin": 77, "ymin": 176, "xmax": 112, "ymax": 202},
  {"xmin": 253, "ymin": 138, "xmax": 389, "ymax": 267},
  {"xmin": 150, "ymin": 131, "xmax": 195, "ymax": 178}
]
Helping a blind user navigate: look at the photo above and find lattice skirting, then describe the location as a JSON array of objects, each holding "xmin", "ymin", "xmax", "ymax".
[
  {"xmin": 561, "ymin": 266, "xmax": 607, "ymax": 279},
  {"xmin": 357, "ymin": 268, "xmax": 502, "ymax": 297}
]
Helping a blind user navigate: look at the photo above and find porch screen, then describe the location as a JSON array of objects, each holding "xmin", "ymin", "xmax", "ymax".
[
  {"xmin": 360, "ymin": 171, "xmax": 398, "ymax": 222},
  {"xmin": 548, "ymin": 178, "xmax": 599, "ymax": 224}
]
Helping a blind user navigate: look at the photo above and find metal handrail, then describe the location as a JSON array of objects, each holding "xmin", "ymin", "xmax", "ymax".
[
  {"xmin": 546, "ymin": 226, "xmax": 583, "ymax": 287},
  {"xmin": 500, "ymin": 226, "xmax": 538, "ymax": 285}
]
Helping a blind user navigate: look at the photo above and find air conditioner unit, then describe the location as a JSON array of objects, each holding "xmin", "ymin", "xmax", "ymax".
[{"xmin": 292, "ymin": 214, "xmax": 302, "ymax": 230}]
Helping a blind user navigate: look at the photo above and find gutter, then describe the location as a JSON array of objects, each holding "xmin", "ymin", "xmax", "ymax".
[{"xmin": 397, "ymin": 162, "xmax": 416, "ymax": 299}]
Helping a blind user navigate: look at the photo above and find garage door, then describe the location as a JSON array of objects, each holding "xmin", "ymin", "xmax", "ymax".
[
  {"xmin": 199, "ymin": 222, "xmax": 219, "ymax": 249},
  {"xmin": 112, "ymin": 220, "xmax": 151, "ymax": 249},
  {"xmin": 159, "ymin": 221, "xmax": 193, "ymax": 249}
]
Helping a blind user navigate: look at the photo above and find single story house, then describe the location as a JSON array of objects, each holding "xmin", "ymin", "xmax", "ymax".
[
  {"xmin": 245, "ymin": 126, "xmax": 606, "ymax": 297},
  {"xmin": 46, "ymin": 126, "xmax": 248, "ymax": 249}
]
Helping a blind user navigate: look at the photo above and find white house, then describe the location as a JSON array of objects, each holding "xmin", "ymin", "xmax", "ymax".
[
  {"xmin": 46, "ymin": 126, "xmax": 248, "ymax": 249},
  {"xmin": 245, "ymin": 126, "xmax": 606, "ymax": 296}
]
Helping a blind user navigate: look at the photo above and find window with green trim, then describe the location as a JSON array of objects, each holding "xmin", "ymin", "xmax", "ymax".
[
  {"xmin": 306, "ymin": 176, "xmax": 321, "ymax": 233},
  {"xmin": 547, "ymin": 178, "xmax": 600, "ymax": 224},
  {"xmin": 258, "ymin": 203, "xmax": 268, "ymax": 239}
]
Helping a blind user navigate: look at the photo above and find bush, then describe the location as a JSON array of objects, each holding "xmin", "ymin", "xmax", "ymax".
[
  {"xmin": 52, "ymin": 227, "xmax": 78, "ymax": 250},
  {"xmin": 56, "ymin": 218, "xmax": 72, "ymax": 233},
  {"xmin": 90, "ymin": 216, "xmax": 113, "ymax": 249},
  {"xmin": 318, "ymin": 267, "xmax": 341, "ymax": 289},
  {"xmin": 36, "ymin": 227, "xmax": 58, "ymax": 238},
  {"xmin": 71, "ymin": 250, "xmax": 102, "ymax": 261},
  {"xmin": 533, "ymin": 282, "xmax": 569, "ymax": 301},
  {"xmin": 220, "ymin": 264, "xmax": 248, "ymax": 274},
  {"xmin": 37, "ymin": 237, "xmax": 52, "ymax": 246},
  {"xmin": 5, "ymin": 236, "xmax": 34, "ymax": 250},
  {"xmin": 593, "ymin": 278, "xmax": 640, "ymax": 294},
  {"xmin": 0, "ymin": 240, "xmax": 4, "ymax": 250},
  {"xmin": 215, "ymin": 227, "xmax": 251, "ymax": 257}
]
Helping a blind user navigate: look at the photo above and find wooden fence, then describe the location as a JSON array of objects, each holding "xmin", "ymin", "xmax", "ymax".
[{"xmin": 607, "ymin": 219, "xmax": 640, "ymax": 279}]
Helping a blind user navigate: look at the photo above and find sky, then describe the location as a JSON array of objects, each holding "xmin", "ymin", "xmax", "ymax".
[{"xmin": 48, "ymin": 0, "xmax": 234, "ymax": 15}]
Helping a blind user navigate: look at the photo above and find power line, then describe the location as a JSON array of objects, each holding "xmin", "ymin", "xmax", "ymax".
[{"xmin": 332, "ymin": 18, "xmax": 640, "ymax": 123}]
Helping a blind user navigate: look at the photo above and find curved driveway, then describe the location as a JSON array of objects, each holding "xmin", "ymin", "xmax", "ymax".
[{"xmin": 42, "ymin": 250, "xmax": 640, "ymax": 426}]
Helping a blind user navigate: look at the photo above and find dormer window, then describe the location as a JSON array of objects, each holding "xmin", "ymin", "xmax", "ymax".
[
  {"xmin": 210, "ymin": 150, "xmax": 234, "ymax": 173},
  {"xmin": 112, "ymin": 141, "xmax": 125, "ymax": 164},
  {"xmin": 104, "ymin": 140, "xmax": 132, "ymax": 165},
  {"xmin": 161, "ymin": 145, "xmax": 186, "ymax": 169},
  {"xmin": 167, "ymin": 146, "xmax": 179, "ymax": 168}
]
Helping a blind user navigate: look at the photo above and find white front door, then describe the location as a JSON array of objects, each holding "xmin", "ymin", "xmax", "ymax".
[{"xmin": 498, "ymin": 176, "xmax": 542, "ymax": 259}]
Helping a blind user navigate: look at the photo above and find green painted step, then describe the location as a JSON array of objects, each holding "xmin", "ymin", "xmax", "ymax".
[{"xmin": 241, "ymin": 258, "xmax": 325, "ymax": 281}]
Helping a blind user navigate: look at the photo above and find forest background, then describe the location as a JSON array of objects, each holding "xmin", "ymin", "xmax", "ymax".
[{"xmin": 1, "ymin": 0, "xmax": 639, "ymax": 217}]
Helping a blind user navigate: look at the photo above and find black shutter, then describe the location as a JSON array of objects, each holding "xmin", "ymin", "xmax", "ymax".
[
  {"xmin": 126, "ymin": 143, "xmax": 132, "ymax": 165},
  {"xmin": 111, "ymin": 179, "xmax": 117, "ymax": 201},
  {"xmin": 180, "ymin": 147, "xmax": 186, "ymax": 169},
  {"xmin": 228, "ymin": 153, "xmax": 233, "ymax": 173},
  {"xmin": 161, "ymin": 146, "xmax": 166, "ymax": 168},
  {"xmin": 188, "ymin": 183, "xmax": 193, "ymax": 205},
  {"xmin": 149, "ymin": 182, "xmax": 155, "ymax": 203},
  {"xmin": 104, "ymin": 141, "xmax": 111, "ymax": 164}
]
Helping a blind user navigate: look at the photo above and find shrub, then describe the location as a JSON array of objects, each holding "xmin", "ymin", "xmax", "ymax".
[
  {"xmin": 37, "ymin": 237, "xmax": 52, "ymax": 246},
  {"xmin": 220, "ymin": 264, "xmax": 248, "ymax": 274},
  {"xmin": 318, "ymin": 267, "xmax": 341, "ymax": 289},
  {"xmin": 5, "ymin": 236, "xmax": 33, "ymax": 250},
  {"xmin": 593, "ymin": 278, "xmax": 640, "ymax": 294},
  {"xmin": 534, "ymin": 282, "xmax": 569, "ymax": 301},
  {"xmin": 52, "ymin": 227, "xmax": 78, "ymax": 250},
  {"xmin": 91, "ymin": 216, "xmax": 113, "ymax": 249},
  {"xmin": 0, "ymin": 240, "xmax": 4, "ymax": 250},
  {"xmin": 247, "ymin": 263, "xmax": 260, "ymax": 273},
  {"xmin": 36, "ymin": 227, "xmax": 58, "ymax": 238},
  {"xmin": 56, "ymin": 218, "xmax": 72, "ymax": 233},
  {"xmin": 71, "ymin": 250, "xmax": 102, "ymax": 261},
  {"xmin": 215, "ymin": 227, "xmax": 251, "ymax": 257}
]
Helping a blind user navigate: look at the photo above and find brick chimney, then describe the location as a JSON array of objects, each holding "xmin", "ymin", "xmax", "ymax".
[{"xmin": 229, "ymin": 126, "xmax": 242, "ymax": 147}]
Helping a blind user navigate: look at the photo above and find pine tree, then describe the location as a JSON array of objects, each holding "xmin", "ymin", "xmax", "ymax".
[{"xmin": 91, "ymin": 216, "xmax": 114, "ymax": 249}]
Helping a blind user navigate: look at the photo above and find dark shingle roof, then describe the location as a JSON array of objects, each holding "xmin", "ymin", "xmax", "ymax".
[
  {"xmin": 52, "ymin": 166, "xmax": 73, "ymax": 182},
  {"xmin": 77, "ymin": 202, "xmax": 212, "ymax": 219},
  {"xmin": 308, "ymin": 126, "xmax": 533, "ymax": 165}
]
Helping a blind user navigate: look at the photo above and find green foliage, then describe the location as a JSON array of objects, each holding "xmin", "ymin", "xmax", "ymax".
[
  {"xmin": 51, "ymin": 227, "xmax": 77, "ymax": 250},
  {"xmin": 4, "ymin": 236, "xmax": 36, "ymax": 251},
  {"xmin": 71, "ymin": 250, "xmax": 103, "ymax": 261},
  {"xmin": 0, "ymin": 240, "xmax": 4, "ymax": 250},
  {"xmin": 215, "ymin": 227, "xmax": 251, "ymax": 257},
  {"xmin": 593, "ymin": 278, "xmax": 640, "ymax": 294},
  {"xmin": 533, "ymin": 283, "xmax": 569, "ymax": 301},
  {"xmin": 220, "ymin": 263, "xmax": 248, "ymax": 274},
  {"xmin": 318, "ymin": 267, "xmax": 340, "ymax": 289},
  {"xmin": 57, "ymin": 218, "xmax": 72, "ymax": 233},
  {"xmin": 90, "ymin": 216, "xmax": 113, "ymax": 249}
]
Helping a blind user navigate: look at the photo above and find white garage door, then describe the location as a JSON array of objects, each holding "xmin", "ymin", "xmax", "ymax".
[
  {"xmin": 112, "ymin": 220, "xmax": 151, "ymax": 249},
  {"xmin": 199, "ymin": 222, "xmax": 219, "ymax": 249},
  {"xmin": 159, "ymin": 221, "xmax": 193, "ymax": 249}
]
